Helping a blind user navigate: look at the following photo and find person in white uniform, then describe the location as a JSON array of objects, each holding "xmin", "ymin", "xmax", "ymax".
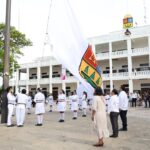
[
  {"xmin": 82, "ymin": 91, "xmax": 88, "ymax": 117},
  {"xmin": 119, "ymin": 85, "xmax": 129, "ymax": 131},
  {"xmin": 47, "ymin": 93, "xmax": 54, "ymax": 112},
  {"xmin": 26, "ymin": 92, "xmax": 32, "ymax": 114},
  {"xmin": 7, "ymin": 86, "xmax": 16, "ymax": 127},
  {"xmin": 16, "ymin": 89, "xmax": 28, "ymax": 127},
  {"xmin": 105, "ymin": 92, "xmax": 110, "ymax": 112},
  {"xmin": 71, "ymin": 90, "xmax": 79, "ymax": 120},
  {"xmin": 108, "ymin": 89, "xmax": 119, "ymax": 138},
  {"xmin": 34, "ymin": 88, "xmax": 45, "ymax": 126},
  {"xmin": 57, "ymin": 90, "xmax": 66, "ymax": 122}
]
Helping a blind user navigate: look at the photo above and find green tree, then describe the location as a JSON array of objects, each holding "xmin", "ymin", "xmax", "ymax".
[{"xmin": 0, "ymin": 23, "xmax": 32, "ymax": 77}]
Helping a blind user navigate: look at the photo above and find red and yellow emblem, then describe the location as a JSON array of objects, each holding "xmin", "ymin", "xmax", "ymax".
[{"xmin": 79, "ymin": 45, "xmax": 102, "ymax": 88}]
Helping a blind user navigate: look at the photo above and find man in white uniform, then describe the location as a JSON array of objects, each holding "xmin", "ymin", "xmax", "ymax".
[
  {"xmin": 57, "ymin": 90, "xmax": 66, "ymax": 122},
  {"xmin": 119, "ymin": 85, "xmax": 129, "ymax": 131},
  {"xmin": 34, "ymin": 88, "xmax": 45, "ymax": 126},
  {"xmin": 105, "ymin": 92, "xmax": 110, "ymax": 112},
  {"xmin": 71, "ymin": 90, "xmax": 79, "ymax": 120},
  {"xmin": 16, "ymin": 89, "xmax": 28, "ymax": 127},
  {"xmin": 47, "ymin": 93, "xmax": 54, "ymax": 112},
  {"xmin": 7, "ymin": 86, "xmax": 16, "ymax": 127},
  {"xmin": 82, "ymin": 91, "xmax": 88, "ymax": 117}
]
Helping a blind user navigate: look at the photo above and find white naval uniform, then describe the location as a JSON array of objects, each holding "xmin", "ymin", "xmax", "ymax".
[
  {"xmin": 16, "ymin": 93, "xmax": 28, "ymax": 126},
  {"xmin": 34, "ymin": 92, "xmax": 45, "ymax": 115},
  {"xmin": 71, "ymin": 95, "xmax": 79, "ymax": 111},
  {"xmin": 7, "ymin": 93, "xmax": 16, "ymax": 125},
  {"xmin": 57, "ymin": 94, "xmax": 66, "ymax": 112},
  {"xmin": 47, "ymin": 96, "xmax": 53, "ymax": 106},
  {"xmin": 82, "ymin": 94, "xmax": 87, "ymax": 109},
  {"xmin": 26, "ymin": 96, "xmax": 32, "ymax": 109}
]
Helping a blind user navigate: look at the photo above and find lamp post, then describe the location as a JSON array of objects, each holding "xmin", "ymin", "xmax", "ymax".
[{"xmin": 1, "ymin": 0, "xmax": 11, "ymax": 123}]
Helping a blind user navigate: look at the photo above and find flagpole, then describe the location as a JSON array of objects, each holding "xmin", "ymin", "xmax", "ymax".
[{"xmin": 1, "ymin": 0, "xmax": 11, "ymax": 123}]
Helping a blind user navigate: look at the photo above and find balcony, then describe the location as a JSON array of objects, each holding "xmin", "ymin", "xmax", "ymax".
[
  {"xmin": 132, "ymin": 70, "xmax": 150, "ymax": 79},
  {"xmin": 40, "ymin": 78, "xmax": 50, "ymax": 85},
  {"xmin": 112, "ymin": 72, "xmax": 129, "ymax": 80},
  {"xmin": 96, "ymin": 52, "xmax": 109, "ymax": 60},
  {"xmin": 112, "ymin": 50, "xmax": 128, "ymax": 58},
  {"xmin": 132, "ymin": 47, "xmax": 149, "ymax": 56},
  {"xmin": 102, "ymin": 74, "xmax": 110, "ymax": 81}
]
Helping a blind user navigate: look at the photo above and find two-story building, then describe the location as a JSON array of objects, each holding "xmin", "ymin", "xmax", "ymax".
[{"xmin": 9, "ymin": 25, "xmax": 150, "ymax": 98}]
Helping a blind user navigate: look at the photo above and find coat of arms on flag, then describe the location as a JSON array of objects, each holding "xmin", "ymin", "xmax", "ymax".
[{"xmin": 79, "ymin": 45, "xmax": 102, "ymax": 89}]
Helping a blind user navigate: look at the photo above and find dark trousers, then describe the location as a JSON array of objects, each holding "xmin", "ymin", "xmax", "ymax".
[
  {"xmin": 132, "ymin": 98, "xmax": 137, "ymax": 107},
  {"xmin": 110, "ymin": 112, "xmax": 119, "ymax": 136},
  {"xmin": 144, "ymin": 100, "xmax": 150, "ymax": 108},
  {"xmin": 120, "ymin": 110, "xmax": 128, "ymax": 130}
]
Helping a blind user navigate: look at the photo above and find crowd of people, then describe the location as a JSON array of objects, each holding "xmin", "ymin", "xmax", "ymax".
[{"xmin": 0, "ymin": 85, "xmax": 149, "ymax": 147}]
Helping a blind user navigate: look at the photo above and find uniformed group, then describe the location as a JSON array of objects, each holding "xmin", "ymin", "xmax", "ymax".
[{"xmin": 6, "ymin": 86, "xmax": 90, "ymax": 127}]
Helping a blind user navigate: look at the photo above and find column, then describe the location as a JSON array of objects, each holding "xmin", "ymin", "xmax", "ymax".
[
  {"xmin": 26, "ymin": 68, "xmax": 29, "ymax": 93},
  {"xmin": 127, "ymin": 38, "xmax": 133, "ymax": 93},
  {"xmin": 148, "ymin": 36, "xmax": 150, "ymax": 66},
  {"xmin": 37, "ymin": 66, "xmax": 41, "ymax": 88},
  {"xmin": 49, "ymin": 65, "xmax": 52, "ymax": 93},
  {"xmin": 129, "ymin": 79, "xmax": 133, "ymax": 93},
  {"xmin": 92, "ymin": 43, "xmax": 96, "ymax": 55},
  {"xmin": 109, "ymin": 42, "xmax": 113, "ymax": 91},
  {"xmin": 15, "ymin": 69, "xmax": 19, "ymax": 93},
  {"xmin": 61, "ymin": 65, "xmax": 66, "ymax": 91}
]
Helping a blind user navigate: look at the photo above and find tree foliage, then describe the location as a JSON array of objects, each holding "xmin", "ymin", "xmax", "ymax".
[{"xmin": 0, "ymin": 23, "xmax": 32, "ymax": 77}]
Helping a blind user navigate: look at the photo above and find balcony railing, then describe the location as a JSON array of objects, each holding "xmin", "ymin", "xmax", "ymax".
[
  {"xmin": 112, "ymin": 72, "xmax": 129, "ymax": 80},
  {"xmin": 132, "ymin": 70, "xmax": 150, "ymax": 78},
  {"xmin": 132, "ymin": 47, "xmax": 149, "ymax": 55},
  {"xmin": 112, "ymin": 50, "xmax": 128, "ymax": 58},
  {"xmin": 96, "ymin": 52, "xmax": 109, "ymax": 60}
]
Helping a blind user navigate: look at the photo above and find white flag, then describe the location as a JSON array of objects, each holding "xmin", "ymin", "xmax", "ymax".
[{"xmin": 49, "ymin": 0, "xmax": 102, "ymax": 92}]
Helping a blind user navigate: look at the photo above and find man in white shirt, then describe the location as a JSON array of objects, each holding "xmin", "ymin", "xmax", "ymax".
[
  {"xmin": 108, "ymin": 89, "xmax": 119, "ymax": 138},
  {"xmin": 119, "ymin": 85, "xmax": 129, "ymax": 131},
  {"xmin": 16, "ymin": 89, "xmax": 28, "ymax": 127},
  {"xmin": 131, "ymin": 92, "xmax": 137, "ymax": 107}
]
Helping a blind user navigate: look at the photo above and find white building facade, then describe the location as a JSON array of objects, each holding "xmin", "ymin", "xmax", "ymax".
[{"xmin": 9, "ymin": 25, "xmax": 150, "ymax": 98}]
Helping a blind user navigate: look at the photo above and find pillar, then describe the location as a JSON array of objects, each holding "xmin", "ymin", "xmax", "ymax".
[
  {"xmin": 127, "ymin": 38, "xmax": 132, "ymax": 78},
  {"xmin": 109, "ymin": 42, "xmax": 113, "ymax": 91},
  {"xmin": 148, "ymin": 36, "xmax": 150, "ymax": 66},
  {"xmin": 49, "ymin": 65, "xmax": 52, "ymax": 93},
  {"xmin": 37, "ymin": 66, "xmax": 41, "ymax": 88},
  {"xmin": 129, "ymin": 79, "xmax": 133, "ymax": 93},
  {"xmin": 15, "ymin": 69, "xmax": 19, "ymax": 93}
]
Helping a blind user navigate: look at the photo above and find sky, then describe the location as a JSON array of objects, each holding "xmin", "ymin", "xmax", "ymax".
[{"xmin": 0, "ymin": 0, "xmax": 150, "ymax": 64}]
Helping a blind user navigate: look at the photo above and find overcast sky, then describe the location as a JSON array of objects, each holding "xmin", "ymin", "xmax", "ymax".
[{"xmin": 0, "ymin": 0, "xmax": 150, "ymax": 63}]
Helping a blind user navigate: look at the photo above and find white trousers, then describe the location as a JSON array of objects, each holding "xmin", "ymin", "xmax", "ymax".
[
  {"xmin": 7, "ymin": 104, "xmax": 14, "ymax": 125},
  {"xmin": 16, "ymin": 105, "xmax": 26, "ymax": 126},
  {"xmin": 37, "ymin": 115, "xmax": 43, "ymax": 124}
]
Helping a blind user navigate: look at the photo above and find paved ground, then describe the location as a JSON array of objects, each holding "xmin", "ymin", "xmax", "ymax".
[{"xmin": 0, "ymin": 105, "xmax": 150, "ymax": 150}]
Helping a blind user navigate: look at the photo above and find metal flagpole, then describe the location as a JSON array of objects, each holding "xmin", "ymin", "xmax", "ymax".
[{"xmin": 1, "ymin": 0, "xmax": 11, "ymax": 123}]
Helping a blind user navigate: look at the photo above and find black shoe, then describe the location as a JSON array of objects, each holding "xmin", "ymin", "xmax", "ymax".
[
  {"xmin": 17, "ymin": 125, "xmax": 23, "ymax": 127},
  {"xmin": 7, "ymin": 124, "xmax": 15, "ymax": 127},
  {"xmin": 82, "ymin": 115, "xmax": 86, "ymax": 117},
  {"xmin": 109, "ymin": 134, "xmax": 118, "ymax": 138},
  {"xmin": 119, "ymin": 128, "xmax": 127, "ymax": 131},
  {"xmin": 72, "ymin": 117, "xmax": 77, "ymax": 120},
  {"xmin": 35, "ymin": 123, "xmax": 41, "ymax": 126}
]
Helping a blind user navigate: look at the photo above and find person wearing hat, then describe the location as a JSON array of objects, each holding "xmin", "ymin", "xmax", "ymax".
[
  {"xmin": 47, "ymin": 93, "xmax": 54, "ymax": 112},
  {"xmin": 57, "ymin": 89, "xmax": 66, "ymax": 122},
  {"xmin": 34, "ymin": 88, "xmax": 45, "ymax": 126},
  {"xmin": 71, "ymin": 90, "xmax": 79, "ymax": 120}
]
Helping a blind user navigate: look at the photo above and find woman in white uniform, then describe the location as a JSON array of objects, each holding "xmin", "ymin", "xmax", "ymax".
[
  {"xmin": 26, "ymin": 93, "xmax": 32, "ymax": 114},
  {"xmin": 47, "ymin": 93, "xmax": 54, "ymax": 112},
  {"xmin": 7, "ymin": 86, "xmax": 16, "ymax": 127},
  {"xmin": 34, "ymin": 88, "xmax": 45, "ymax": 126},
  {"xmin": 82, "ymin": 91, "xmax": 88, "ymax": 117},
  {"xmin": 71, "ymin": 90, "xmax": 78, "ymax": 120},
  {"xmin": 57, "ymin": 90, "xmax": 66, "ymax": 122}
]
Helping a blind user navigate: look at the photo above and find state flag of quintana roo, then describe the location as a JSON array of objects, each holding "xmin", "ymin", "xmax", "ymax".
[{"xmin": 49, "ymin": 0, "xmax": 102, "ymax": 91}]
